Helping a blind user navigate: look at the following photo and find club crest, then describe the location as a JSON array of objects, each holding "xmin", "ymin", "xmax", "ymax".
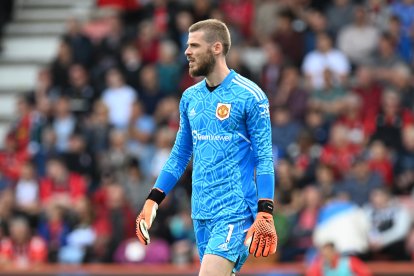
[{"xmin": 216, "ymin": 103, "xmax": 231, "ymax": 120}]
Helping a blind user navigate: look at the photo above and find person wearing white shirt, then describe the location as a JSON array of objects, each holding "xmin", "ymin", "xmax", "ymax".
[
  {"xmin": 302, "ymin": 32, "xmax": 350, "ymax": 90},
  {"xmin": 102, "ymin": 68, "xmax": 137, "ymax": 130}
]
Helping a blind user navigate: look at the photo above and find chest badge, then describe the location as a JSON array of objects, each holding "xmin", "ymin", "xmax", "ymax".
[{"xmin": 216, "ymin": 103, "xmax": 231, "ymax": 120}]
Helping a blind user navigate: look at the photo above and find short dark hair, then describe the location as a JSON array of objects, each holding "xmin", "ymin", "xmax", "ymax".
[{"xmin": 189, "ymin": 19, "xmax": 231, "ymax": 56}]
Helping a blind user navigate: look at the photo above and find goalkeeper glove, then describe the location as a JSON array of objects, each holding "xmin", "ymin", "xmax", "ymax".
[
  {"xmin": 135, "ymin": 188, "xmax": 165, "ymax": 245},
  {"xmin": 244, "ymin": 199, "xmax": 278, "ymax": 257}
]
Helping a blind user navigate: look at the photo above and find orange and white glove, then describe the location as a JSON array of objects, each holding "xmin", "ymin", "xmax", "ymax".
[
  {"xmin": 244, "ymin": 200, "xmax": 278, "ymax": 257},
  {"xmin": 135, "ymin": 188, "xmax": 165, "ymax": 245}
]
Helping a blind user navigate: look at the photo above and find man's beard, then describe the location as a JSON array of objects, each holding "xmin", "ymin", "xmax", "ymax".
[{"xmin": 189, "ymin": 49, "xmax": 216, "ymax": 77}]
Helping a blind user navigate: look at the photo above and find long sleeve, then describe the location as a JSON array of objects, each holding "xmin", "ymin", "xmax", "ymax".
[
  {"xmin": 154, "ymin": 92, "xmax": 193, "ymax": 194},
  {"xmin": 246, "ymin": 96, "xmax": 275, "ymax": 200}
]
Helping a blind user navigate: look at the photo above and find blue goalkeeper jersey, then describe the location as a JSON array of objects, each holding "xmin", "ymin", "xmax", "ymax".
[{"xmin": 155, "ymin": 70, "xmax": 274, "ymax": 219}]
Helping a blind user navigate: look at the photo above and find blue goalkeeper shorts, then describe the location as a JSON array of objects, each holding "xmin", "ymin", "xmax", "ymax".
[{"xmin": 193, "ymin": 215, "xmax": 254, "ymax": 273}]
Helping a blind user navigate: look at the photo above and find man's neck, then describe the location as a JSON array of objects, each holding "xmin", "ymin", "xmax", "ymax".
[{"xmin": 205, "ymin": 62, "xmax": 230, "ymax": 87}]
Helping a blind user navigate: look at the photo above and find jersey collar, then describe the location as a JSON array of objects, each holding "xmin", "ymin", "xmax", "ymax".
[{"xmin": 203, "ymin": 69, "xmax": 236, "ymax": 92}]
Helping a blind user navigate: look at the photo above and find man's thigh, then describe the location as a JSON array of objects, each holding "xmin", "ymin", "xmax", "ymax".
[{"xmin": 199, "ymin": 254, "xmax": 234, "ymax": 276}]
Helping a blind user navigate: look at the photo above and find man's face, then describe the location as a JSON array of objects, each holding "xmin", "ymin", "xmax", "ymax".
[{"xmin": 185, "ymin": 31, "xmax": 216, "ymax": 77}]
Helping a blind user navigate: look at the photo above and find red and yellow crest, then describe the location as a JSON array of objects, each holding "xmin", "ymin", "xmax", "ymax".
[{"xmin": 216, "ymin": 103, "xmax": 231, "ymax": 120}]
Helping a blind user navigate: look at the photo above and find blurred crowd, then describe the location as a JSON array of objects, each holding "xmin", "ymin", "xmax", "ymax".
[{"xmin": 0, "ymin": 0, "xmax": 414, "ymax": 268}]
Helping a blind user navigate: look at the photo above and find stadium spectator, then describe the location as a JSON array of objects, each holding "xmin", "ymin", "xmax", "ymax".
[
  {"xmin": 96, "ymin": 13, "xmax": 126, "ymax": 65},
  {"xmin": 14, "ymin": 162, "xmax": 41, "ymax": 227},
  {"xmin": 314, "ymin": 164, "xmax": 337, "ymax": 200},
  {"xmin": 0, "ymin": 134, "xmax": 30, "ymax": 183},
  {"xmin": 335, "ymin": 93, "xmax": 367, "ymax": 147},
  {"xmin": 390, "ymin": 0, "xmax": 414, "ymax": 36},
  {"xmin": 136, "ymin": 20, "xmax": 160, "ymax": 64},
  {"xmin": 306, "ymin": 242, "xmax": 372, "ymax": 276},
  {"xmin": 0, "ymin": 216, "xmax": 47, "ymax": 267},
  {"xmin": 28, "ymin": 68, "xmax": 60, "ymax": 105},
  {"xmin": 365, "ymin": 0, "xmax": 392, "ymax": 30},
  {"xmin": 352, "ymin": 65, "xmax": 382, "ymax": 124},
  {"xmin": 326, "ymin": 0, "xmax": 355, "ymax": 36},
  {"xmin": 364, "ymin": 187, "xmax": 412, "ymax": 260},
  {"xmin": 261, "ymin": 41, "xmax": 284, "ymax": 96},
  {"xmin": 137, "ymin": 65, "xmax": 164, "ymax": 115},
  {"xmin": 39, "ymin": 158, "xmax": 87, "ymax": 211},
  {"xmin": 120, "ymin": 158, "xmax": 152, "ymax": 210},
  {"xmin": 303, "ymin": 10, "xmax": 329, "ymax": 54},
  {"xmin": 338, "ymin": 5, "xmax": 380, "ymax": 66},
  {"xmin": 156, "ymin": 40, "xmax": 182, "ymax": 96},
  {"xmin": 127, "ymin": 101, "xmax": 155, "ymax": 169},
  {"xmin": 388, "ymin": 15, "xmax": 414, "ymax": 64},
  {"xmin": 319, "ymin": 124, "xmax": 361, "ymax": 178},
  {"xmin": 367, "ymin": 140, "xmax": 394, "ymax": 187},
  {"xmin": 369, "ymin": 89, "xmax": 414, "ymax": 151},
  {"xmin": 272, "ymin": 9, "xmax": 304, "ymax": 67},
  {"xmin": 58, "ymin": 198, "xmax": 97, "ymax": 264},
  {"xmin": 394, "ymin": 125, "xmax": 414, "ymax": 194},
  {"xmin": 308, "ymin": 69, "xmax": 347, "ymax": 122},
  {"xmin": 92, "ymin": 183, "xmax": 135, "ymax": 262},
  {"xmin": 150, "ymin": 127, "xmax": 176, "ymax": 180},
  {"xmin": 101, "ymin": 68, "xmax": 137, "ymax": 130},
  {"xmin": 370, "ymin": 33, "xmax": 406, "ymax": 85},
  {"xmin": 7, "ymin": 95, "xmax": 33, "ymax": 155},
  {"xmin": 120, "ymin": 43, "xmax": 143, "ymax": 91},
  {"xmin": 82, "ymin": 101, "xmax": 112, "ymax": 156},
  {"xmin": 271, "ymin": 66, "xmax": 308, "ymax": 122},
  {"xmin": 152, "ymin": 96, "xmax": 179, "ymax": 130},
  {"xmin": 226, "ymin": 46, "xmax": 253, "ymax": 81},
  {"xmin": 52, "ymin": 96, "xmax": 77, "ymax": 153},
  {"xmin": 390, "ymin": 64, "xmax": 414, "ymax": 112},
  {"xmin": 282, "ymin": 186, "xmax": 321, "ymax": 261},
  {"xmin": 62, "ymin": 17, "xmax": 94, "ymax": 68},
  {"xmin": 335, "ymin": 156, "xmax": 384, "ymax": 206},
  {"xmin": 271, "ymin": 105, "xmax": 302, "ymax": 158},
  {"xmin": 50, "ymin": 40, "xmax": 73, "ymax": 90},
  {"xmin": 37, "ymin": 204, "xmax": 71, "ymax": 262},
  {"xmin": 61, "ymin": 133, "xmax": 97, "ymax": 184},
  {"xmin": 304, "ymin": 108, "xmax": 331, "ymax": 145},
  {"xmin": 65, "ymin": 64, "xmax": 97, "ymax": 119},
  {"xmin": 288, "ymin": 130, "xmax": 320, "ymax": 188},
  {"xmin": 99, "ymin": 130, "xmax": 133, "ymax": 182},
  {"xmin": 302, "ymin": 32, "xmax": 350, "ymax": 90},
  {"xmin": 220, "ymin": 0, "xmax": 254, "ymax": 40}
]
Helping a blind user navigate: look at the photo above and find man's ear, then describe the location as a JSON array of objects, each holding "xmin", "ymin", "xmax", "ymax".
[{"xmin": 211, "ymin": 42, "xmax": 223, "ymax": 55}]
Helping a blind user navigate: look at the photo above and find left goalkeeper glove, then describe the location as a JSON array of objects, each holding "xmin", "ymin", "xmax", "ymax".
[
  {"xmin": 135, "ymin": 188, "xmax": 165, "ymax": 245},
  {"xmin": 244, "ymin": 199, "xmax": 278, "ymax": 257}
]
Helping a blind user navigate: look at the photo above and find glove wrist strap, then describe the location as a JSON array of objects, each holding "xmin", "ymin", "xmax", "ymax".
[
  {"xmin": 147, "ymin": 188, "xmax": 166, "ymax": 205},
  {"xmin": 258, "ymin": 199, "xmax": 274, "ymax": 214}
]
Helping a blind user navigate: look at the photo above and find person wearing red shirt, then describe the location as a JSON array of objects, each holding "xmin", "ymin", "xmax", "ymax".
[
  {"xmin": 307, "ymin": 242, "xmax": 372, "ymax": 276},
  {"xmin": 320, "ymin": 124, "xmax": 361, "ymax": 179},
  {"xmin": 0, "ymin": 134, "xmax": 30, "ymax": 183},
  {"xmin": 220, "ymin": 0, "xmax": 254, "ymax": 39},
  {"xmin": 39, "ymin": 158, "xmax": 87, "ymax": 210},
  {"xmin": 335, "ymin": 93, "xmax": 369, "ymax": 147},
  {"xmin": 0, "ymin": 217, "xmax": 47, "ymax": 267}
]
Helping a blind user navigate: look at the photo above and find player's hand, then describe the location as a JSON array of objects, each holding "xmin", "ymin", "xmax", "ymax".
[
  {"xmin": 135, "ymin": 188, "xmax": 165, "ymax": 245},
  {"xmin": 135, "ymin": 199, "xmax": 158, "ymax": 245},
  {"xmin": 244, "ymin": 200, "xmax": 278, "ymax": 257}
]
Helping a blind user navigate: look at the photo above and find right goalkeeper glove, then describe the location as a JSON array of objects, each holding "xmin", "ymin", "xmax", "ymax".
[
  {"xmin": 135, "ymin": 188, "xmax": 165, "ymax": 245},
  {"xmin": 244, "ymin": 200, "xmax": 278, "ymax": 257}
]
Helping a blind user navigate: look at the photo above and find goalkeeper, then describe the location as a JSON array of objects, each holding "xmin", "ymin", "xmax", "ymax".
[{"xmin": 136, "ymin": 19, "xmax": 277, "ymax": 276}]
